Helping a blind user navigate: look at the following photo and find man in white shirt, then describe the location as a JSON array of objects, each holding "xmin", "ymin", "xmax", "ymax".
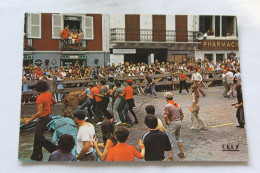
[
  {"xmin": 74, "ymin": 111, "xmax": 96, "ymax": 161},
  {"xmin": 191, "ymin": 69, "xmax": 206, "ymax": 97},
  {"xmin": 225, "ymin": 69, "xmax": 235, "ymax": 98},
  {"xmin": 222, "ymin": 69, "xmax": 229, "ymax": 98}
]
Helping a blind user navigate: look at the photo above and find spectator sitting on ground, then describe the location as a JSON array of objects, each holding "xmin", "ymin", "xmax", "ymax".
[
  {"xmin": 48, "ymin": 134, "xmax": 77, "ymax": 161},
  {"xmin": 106, "ymin": 127, "xmax": 145, "ymax": 161}
]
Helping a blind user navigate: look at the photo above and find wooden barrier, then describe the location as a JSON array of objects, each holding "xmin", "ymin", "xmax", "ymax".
[{"xmin": 22, "ymin": 70, "xmax": 224, "ymax": 96}]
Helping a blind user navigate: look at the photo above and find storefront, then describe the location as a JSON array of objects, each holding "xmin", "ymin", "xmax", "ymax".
[
  {"xmin": 23, "ymin": 55, "xmax": 34, "ymax": 67},
  {"xmin": 60, "ymin": 54, "xmax": 87, "ymax": 67},
  {"xmin": 195, "ymin": 40, "xmax": 239, "ymax": 63},
  {"xmin": 110, "ymin": 48, "xmax": 168, "ymax": 65}
]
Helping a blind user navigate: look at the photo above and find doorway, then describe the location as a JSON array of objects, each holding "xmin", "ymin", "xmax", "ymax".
[{"xmin": 171, "ymin": 54, "xmax": 187, "ymax": 64}]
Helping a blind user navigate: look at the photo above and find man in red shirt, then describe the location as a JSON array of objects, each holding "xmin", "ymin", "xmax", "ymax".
[
  {"xmin": 119, "ymin": 80, "xmax": 138, "ymax": 127},
  {"xmin": 178, "ymin": 70, "xmax": 189, "ymax": 94},
  {"xmin": 60, "ymin": 26, "xmax": 70, "ymax": 48},
  {"xmin": 35, "ymin": 65, "xmax": 43, "ymax": 77},
  {"xmin": 91, "ymin": 84, "xmax": 103, "ymax": 125},
  {"xmin": 60, "ymin": 26, "xmax": 69, "ymax": 39},
  {"xmin": 106, "ymin": 127, "xmax": 144, "ymax": 161}
]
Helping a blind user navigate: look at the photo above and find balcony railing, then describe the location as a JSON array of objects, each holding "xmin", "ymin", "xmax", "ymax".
[
  {"xmin": 59, "ymin": 39, "xmax": 87, "ymax": 51},
  {"xmin": 111, "ymin": 28, "xmax": 197, "ymax": 42},
  {"xmin": 24, "ymin": 38, "xmax": 34, "ymax": 51}
]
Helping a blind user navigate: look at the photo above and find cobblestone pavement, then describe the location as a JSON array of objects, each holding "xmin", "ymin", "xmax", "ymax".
[{"xmin": 19, "ymin": 86, "xmax": 248, "ymax": 161}]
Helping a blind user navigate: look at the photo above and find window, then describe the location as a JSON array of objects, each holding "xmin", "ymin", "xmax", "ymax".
[
  {"xmin": 199, "ymin": 16, "xmax": 214, "ymax": 36},
  {"xmin": 222, "ymin": 16, "xmax": 236, "ymax": 37},
  {"xmin": 26, "ymin": 13, "xmax": 41, "ymax": 39},
  {"xmin": 216, "ymin": 54, "xmax": 224, "ymax": 62},
  {"xmin": 215, "ymin": 16, "xmax": 220, "ymax": 37},
  {"xmin": 204, "ymin": 54, "xmax": 213, "ymax": 61},
  {"xmin": 52, "ymin": 14, "xmax": 94, "ymax": 40}
]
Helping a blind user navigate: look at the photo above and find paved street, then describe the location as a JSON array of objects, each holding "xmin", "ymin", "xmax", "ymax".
[{"xmin": 19, "ymin": 86, "xmax": 248, "ymax": 161}]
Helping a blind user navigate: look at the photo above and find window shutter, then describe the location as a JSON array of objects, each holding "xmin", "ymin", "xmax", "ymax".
[
  {"xmin": 199, "ymin": 16, "xmax": 205, "ymax": 33},
  {"xmin": 52, "ymin": 14, "xmax": 63, "ymax": 39},
  {"xmin": 84, "ymin": 16, "xmax": 94, "ymax": 40},
  {"xmin": 222, "ymin": 16, "xmax": 227, "ymax": 36},
  {"xmin": 28, "ymin": 13, "xmax": 41, "ymax": 38},
  {"xmin": 215, "ymin": 16, "xmax": 220, "ymax": 37}
]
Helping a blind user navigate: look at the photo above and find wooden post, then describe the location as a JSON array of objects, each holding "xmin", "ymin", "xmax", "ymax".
[{"xmin": 171, "ymin": 71, "xmax": 175, "ymax": 91}]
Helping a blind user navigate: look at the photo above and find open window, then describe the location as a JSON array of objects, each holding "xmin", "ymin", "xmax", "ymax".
[
  {"xmin": 26, "ymin": 13, "xmax": 41, "ymax": 39},
  {"xmin": 222, "ymin": 16, "xmax": 236, "ymax": 37},
  {"xmin": 199, "ymin": 16, "xmax": 214, "ymax": 36}
]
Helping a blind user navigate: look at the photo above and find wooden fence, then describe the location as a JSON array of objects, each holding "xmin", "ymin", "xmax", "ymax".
[{"xmin": 22, "ymin": 70, "xmax": 224, "ymax": 96}]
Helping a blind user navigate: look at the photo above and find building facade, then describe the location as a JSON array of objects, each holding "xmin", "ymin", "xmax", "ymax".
[
  {"xmin": 23, "ymin": 13, "xmax": 110, "ymax": 69},
  {"xmin": 195, "ymin": 15, "xmax": 239, "ymax": 63},
  {"xmin": 108, "ymin": 14, "xmax": 239, "ymax": 65},
  {"xmin": 23, "ymin": 13, "xmax": 239, "ymax": 69}
]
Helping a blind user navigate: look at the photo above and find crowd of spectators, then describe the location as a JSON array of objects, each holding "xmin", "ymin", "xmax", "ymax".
[{"xmin": 23, "ymin": 57, "xmax": 240, "ymax": 81}]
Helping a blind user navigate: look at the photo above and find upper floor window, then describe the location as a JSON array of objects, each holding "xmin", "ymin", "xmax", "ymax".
[
  {"xmin": 52, "ymin": 14, "xmax": 94, "ymax": 40},
  {"xmin": 199, "ymin": 16, "xmax": 214, "ymax": 36},
  {"xmin": 222, "ymin": 16, "xmax": 237, "ymax": 37}
]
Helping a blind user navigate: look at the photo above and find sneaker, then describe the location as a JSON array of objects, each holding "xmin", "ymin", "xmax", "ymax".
[
  {"xmin": 115, "ymin": 122, "xmax": 122, "ymax": 126},
  {"xmin": 96, "ymin": 122, "xmax": 102, "ymax": 125},
  {"xmin": 91, "ymin": 117, "xmax": 95, "ymax": 120},
  {"xmin": 85, "ymin": 116, "xmax": 89, "ymax": 121},
  {"xmin": 190, "ymin": 126, "xmax": 196, "ymax": 130},
  {"xmin": 155, "ymin": 96, "xmax": 159, "ymax": 98},
  {"xmin": 22, "ymin": 102, "xmax": 25, "ymax": 106},
  {"xmin": 121, "ymin": 123, "xmax": 127, "ymax": 126},
  {"xmin": 28, "ymin": 101, "xmax": 32, "ymax": 104}
]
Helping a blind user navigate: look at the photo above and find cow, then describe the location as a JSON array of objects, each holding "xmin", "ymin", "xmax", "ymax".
[{"xmin": 62, "ymin": 91, "xmax": 87, "ymax": 118}]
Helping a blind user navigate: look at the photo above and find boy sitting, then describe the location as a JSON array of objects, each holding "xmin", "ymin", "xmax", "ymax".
[
  {"xmin": 49, "ymin": 134, "xmax": 77, "ymax": 161},
  {"xmin": 106, "ymin": 127, "xmax": 144, "ymax": 161}
]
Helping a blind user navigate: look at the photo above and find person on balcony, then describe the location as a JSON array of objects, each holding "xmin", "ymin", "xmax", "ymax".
[
  {"xmin": 78, "ymin": 29, "xmax": 84, "ymax": 48},
  {"xmin": 60, "ymin": 26, "xmax": 70, "ymax": 48},
  {"xmin": 72, "ymin": 31, "xmax": 78, "ymax": 45}
]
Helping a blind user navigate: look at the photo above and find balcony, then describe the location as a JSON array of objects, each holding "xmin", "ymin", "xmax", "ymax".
[
  {"xmin": 111, "ymin": 28, "xmax": 198, "ymax": 43},
  {"xmin": 23, "ymin": 38, "xmax": 35, "ymax": 51},
  {"xmin": 59, "ymin": 39, "xmax": 87, "ymax": 51}
]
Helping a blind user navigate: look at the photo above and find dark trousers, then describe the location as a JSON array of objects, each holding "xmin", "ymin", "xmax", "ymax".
[
  {"xmin": 122, "ymin": 100, "xmax": 138, "ymax": 124},
  {"xmin": 95, "ymin": 101, "xmax": 103, "ymax": 122},
  {"xmin": 80, "ymin": 100, "xmax": 93, "ymax": 119},
  {"xmin": 31, "ymin": 114, "xmax": 58, "ymax": 160},
  {"xmin": 236, "ymin": 106, "xmax": 245, "ymax": 126},
  {"xmin": 102, "ymin": 97, "xmax": 113, "ymax": 119},
  {"xmin": 179, "ymin": 80, "xmax": 189, "ymax": 93}
]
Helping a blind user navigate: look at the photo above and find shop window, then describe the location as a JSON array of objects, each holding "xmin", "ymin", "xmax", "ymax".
[
  {"xmin": 204, "ymin": 54, "xmax": 213, "ymax": 61},
  {"xmin": 216, "ymin": 54, "xmax": 224, "ymax": 62},
  {"xmin": 222, "ymin": 16, "xmax": 236, "ymax": 37},
  {"xmin": 199, "ymin": 16, "xmax": 214, "ymax": 36}
]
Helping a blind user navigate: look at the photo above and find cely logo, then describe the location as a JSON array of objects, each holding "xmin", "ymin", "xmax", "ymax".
[{"xmin": 222, "ymin": 144, "xmax": 239, "ymax": 151}]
